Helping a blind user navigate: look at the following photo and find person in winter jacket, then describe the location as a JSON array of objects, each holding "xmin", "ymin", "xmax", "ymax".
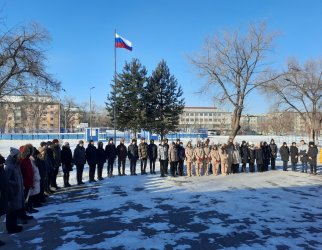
[
  {"xmin": 307, "ymin": 141, "xmax": 318, "ymax": 175},
  {"xmin": 158, "ymin": 140, "xmax": 168, "ymax": 177},
  {"xmin": 36, "ymin": 142, "xmax": 47, "ymax": 202},
  {"xmin": 73, "ymin": 140, "xmax": 86, "ymax": 185},
  {"xmin": 194, "ymin": 142, "xmax": 204, "ymax": 177},
  {"xmin": 116, "ymin": 139, "xmax": 127, "ymax": 176},
  {"xmin": 164, "ymin": 139, "xmax": 170, "ymax": 175},
  {"xmin": 5, "ymin": 148, "xmax": 24, "ymax": 234},
  {"xmin": 203, "ymin": 143, "xmax": 211, "ymax": 176},
  {"xmin": 226, "ymin": 139, "xmax": 234, "ymax": 175},
  {"xmin": 105, "ymin": 138, "xmax": 117, "ymax": 177},
  {"xmin": 168, "ymin": 142, "xmax": 179, "ymax": 177},
  {"xmin": 255, "ymin": 144, "xmax": 264, "ymax": 172},
  {"xmin": 0, "ymin": 154, "xmax": 9, "ymax": 244},
  {"xmin": 138, "ymin": 138, "xmax": 149, "ymax": 175},
  {"xmin": 51, "ymin": 139, "xmax": 61, "ymax": 189},
  {"xmin": 147, "ymin": 139, "xmax": 158, "ymax": 175},
  {"xmin": 248, "ymin": 143, "xmax": 256, "ymax": 172},
  {"xmin": 279, "ymin": 142, "xmax": 290, "ymax": 171},
  {"xmin": 86, "ymin": 140, "xmax": 97, "ymax": 182},
  {"xmin": 128, "ymin": 139, "xmax": 139, "ymax": 175},
  {"xmin": 290, "ymin": 142, "xmax": 299, "ymax": 171},
  {"xmin": 232, "ymin": 145, "xmax": 241, "ymax": 174},
  {"xmin": 240, "ymin": 141, "xmax": 249, "ymax": 172},
  {"xmin": 45, "ymin": 141, "xmax": 55, "ymax": 193},
  {"xmin": 185, "ymin": 141, "xmax": 194, "ymax": 177},
  {"xmin": 178, "ymin": 142, "xmax": 185, "ymax": 176},
  {"xmin": 219, "ymin": 144, "xmax": 229, "ymax": 175},
  {"xmin": 298, "ymin": 140, "xmax": 308, "ymax": 173},
  {"xmin": 27, "ymin": 148, "xmax": 41, "ymax": 213},
  {"xmin": 262, "ymin": 142, "xmax": 271, "ymax": 172},
  {"xmin": 61, "ymin": 142, "xmax": 73, "ymax": 187},
  {"xmin": 269, "ymin": 139, "xmax": 278, "ymax": 170},
  {"xmin": 97, "ymin": 141, "xmax": 106, "ymax": 180},
  {"xmin": 210, "ymin": 145, "xmax": 220, "ymax": 175}
]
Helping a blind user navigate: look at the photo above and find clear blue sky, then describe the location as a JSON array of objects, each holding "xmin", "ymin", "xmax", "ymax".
[{"xmin": 3, "ymin": 0, "xmax": 322, "ymax": 114}]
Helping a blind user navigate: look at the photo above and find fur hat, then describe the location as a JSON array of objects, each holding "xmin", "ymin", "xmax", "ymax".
[
  {"xmin": 40, "ymin": 141, "xmax": 47, "ymax": 147},
  {"xmin": 79, "ymin": 140, "xmax": 84, "ymax": 145},
  {"xmin": 10, "ymin": 147, "xmax": 20, "ymax": 157}
]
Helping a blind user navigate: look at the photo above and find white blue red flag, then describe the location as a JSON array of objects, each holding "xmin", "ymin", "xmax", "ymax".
[{"xmin": 115, "ymin": 33, "xmax": 132, "ymax": 51}]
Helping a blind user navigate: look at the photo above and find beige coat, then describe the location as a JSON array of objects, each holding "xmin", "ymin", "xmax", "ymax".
[
  {"xmin": 185, "ymin": 147, "xmax": 194, "ymax": 163},
  {"xmin": 203, "ymin": 147, "xmax": 211, "ymax": 163},
  {"xmin": 210, "ymin": 149, "xmax": 220, "ymax": 164},
  {"xmin": 219, "ymin": 151, "xmax": 229, "ymax": 166},
  {"xmin": 194, "ymin": 147, "xmax": 204, "ymax": 164}
]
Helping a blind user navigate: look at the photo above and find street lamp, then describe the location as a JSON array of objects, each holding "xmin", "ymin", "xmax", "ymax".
[{"xmin": 89, "ymin": 86, "xmax": 95, "ymax": 140}]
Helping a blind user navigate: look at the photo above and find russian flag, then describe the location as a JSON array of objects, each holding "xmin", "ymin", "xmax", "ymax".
[{"xmin": 115, "ymin": 33, "xmax": 132, "ymax": 51}]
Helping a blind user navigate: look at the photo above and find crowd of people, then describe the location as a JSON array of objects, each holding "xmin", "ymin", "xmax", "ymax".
[{"xmin": 0, "ymin": 137, "xmax": 320, "ymax": 245}]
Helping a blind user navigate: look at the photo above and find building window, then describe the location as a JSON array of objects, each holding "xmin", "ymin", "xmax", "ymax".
[
  {"xmin": 50, "ymin": 118, "xmax": 54, "ymax": 120},
  {"xmin": 50, "ymin": 124, "xmax": 54, "ymax": 127}
]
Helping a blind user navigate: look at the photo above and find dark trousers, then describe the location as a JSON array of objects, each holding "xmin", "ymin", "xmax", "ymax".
[
  {"xmin": 107, "ymin": 160, "xmax": 115, "ymax": 175},
  {"xmin": 141, "ymin": 158, "xmax": 147, "ymax": 173},
  {"xmin": 149, "ymin": 158, "xmax": 156, "ymax": 173},
  {"xmin": 165, "ymin": 159, "xmax": 169, "ymax": 174},
  {"xmin": 232, "ymin": 164, "xmax": 239, "ymax": 173},
  {"xmin": 97, "ymin": 163, "xmax": 104, "ymax": 179},
  {"xmin": 160, "ymin": 160, "xmax": 166, "ymax": 177},
  {"xmin": 271, "ymin": 157, "xmax": 276, "ymax": 170},
  {"xmin": 257, "ymin": 164, "xmax": 263, "ymax": 172},
  {"xmin": 76, "ymin": 164, "xmax": 84, "ymax": 184},
  {"xmin": 178, "ymin": 160, "xmax": 184, "ymax": 176},
  {"xmin": 241, "ymin": 163, "xmax": 247, "ymax": 172},
  {"xmin": 118, "ymin": 159, "xmax": 126, "ymax": 174},
  {"xmin": 310, "ymin": 164, "xmax": 317, "ymax": 174},
  {"xmin": 63, "ymin": 171, "xmax": 70, "ymax": 186},
  {"xmin": 89, "ymin": 164, "xmax": 96, "ymax": 181},
  {"xmin": 291, "ymin": 162, "xmax": 297, "ymax": 171},
  {"xmin": 170, "ymin": 161, "xmax": 178, "ymax": 177},
  {"xmin": 50, "ymin": 167, "xmax": 59, "ymax": 188},
  {"xmin": 130, "ymin": 159, "xmax": 137, "ymax": 175},
  {"xmin": 249, "ymin": 163, "xmax": 255, "ymax": 172},
  {"xmin": 6, "ymin": 210, "xmax": 19, "ymax": 231},
  {"xmin": 45, "ymin": 170, "xmax": 52, "ymax": 192},
  {"xmin": 283, "ymin": 161, "xmax": 288, "ymax": 171}
]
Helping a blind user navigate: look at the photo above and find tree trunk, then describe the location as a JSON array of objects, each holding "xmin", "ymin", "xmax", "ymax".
[
  {"xmin": 229, "ymin": 107, "xmax": 242, "ymax": 141},
  {"xmin": 309, "ymin": 128, "xmax": 315, "ymax": 142}
]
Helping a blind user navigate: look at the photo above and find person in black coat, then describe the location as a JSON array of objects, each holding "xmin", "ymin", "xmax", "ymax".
[
  {"xmin": 164, "ymin": 139, "xmax": 169, "ymax": 175},
  {"xmin": 74, "ymin": 140, "xmax": 86, "ymax": 185},
  {"xmin": 307, "ymin": 141, "xmax": 318, "ymax": 175},
  {"xmin": 45, "ymin": 141, "xmax": 55, "ymax": 193},
  {"xmin": 240, "ymin": 141, "xmax": 249, "ymax": 172},
  {"xmin": 255, "ymin": 144, "xmax": 263, "ymax": 172},
  {"xmin": 86, "ymin": 140, "xmax": 97, "ymax": 182},
  {"xmin": 279, "ymin": 142, "xmax": 290, "ymax": 171},
  {"xmin": 128, "ymin": 139, "xmax": 139, "ymax": 175},
  {"xmin": 96, "ymin": 142, "xmax": 106, "ymax": 180},
  {"xmin": 105, "ymin": 138, "xmax": 117, "ymax": 177},
  {"xmin": 0, "ymin": 154, "xmax": 9, "ymax": 245},
  {"xmin": 290, "ymin": 142, "xmax": 299, "ymax": 172},
  {"xmin": 262, "ymin": 142, "xmax": 271, "ymax": 172},
  {"xmin": 116, "ymin": 138, "xmax": 127, "ymax": 176},
  {"xmin": 177, "ymin": 141, "xmax": 185, "ymax": 176},
  {"xmin": 148, "ymin": 139, "xmax": 158, "ymax": 174},
  {"xmin": 248, "ymin": 143, "xmax": 256, "ymax": 172},
  {"xmin": 51, "ymin": 139, "xmax": 61, "ymax": 189},
  {"xmin": 269, "ymin": 139, "xmax": 278, "ymax": 170},
  {"xmin": 61, "ymin": 142, "xmax": 73, "ymax": 187}
]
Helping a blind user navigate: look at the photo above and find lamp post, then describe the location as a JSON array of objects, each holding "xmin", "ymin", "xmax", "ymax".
[{"xmin": 89, "ymin": 86, "xmax": 95, "ymax": 140}]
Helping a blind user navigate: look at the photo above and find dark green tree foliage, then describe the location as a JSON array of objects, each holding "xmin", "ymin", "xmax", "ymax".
[
  {"xmin": 106, "ymin": 59, "xmax": 147, "ymax": 137},
  {"xmin": 144, "ymin": 60, "xmax": 185, "ymax": 140}
]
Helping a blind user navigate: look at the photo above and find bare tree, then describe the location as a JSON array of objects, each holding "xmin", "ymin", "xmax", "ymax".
[
  {"xmin": 0, "ymin": 22, "xmax": 60, "ymax": 99},
  {"xmin": 264, "ymin": 58, "xmax": 322, "ymax": 141},
  {"xmin": 265, "ymin": 111, "xmax": 295, "ymax": 135},
  {"xmin": 61, "ymin": 97, "xmax": 80, "ymax": 132},
  {"xmin": 190, "ymin": 22, "xmax": 278, "ymax": 141}
]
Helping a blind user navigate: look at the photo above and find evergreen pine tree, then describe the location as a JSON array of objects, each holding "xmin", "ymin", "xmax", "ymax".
[
  {"xmin": 144, "ymin": 60, "xmax": 185, "ymax": 140},
  {"xmin": 106, "ymin": 58, "xmax": 147, "ymax": 137}
]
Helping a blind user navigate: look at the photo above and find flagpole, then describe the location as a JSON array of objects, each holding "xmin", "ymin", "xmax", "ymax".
[{"xmin": 114, "ymin": 29, "xmax": 117, "ymax": 143}]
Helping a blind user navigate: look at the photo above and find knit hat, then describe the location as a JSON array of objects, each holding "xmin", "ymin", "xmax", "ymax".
[
  {"xmin": 40, "ymin": 141, "xmax": 47, "ymax": 147},
  {"xmin": 19, "ymin": 144, "xmax": 32, "ymax": 159},
  {"xmin": 79, "ymin": 140, "xmax": 84, "ymax": 145},
  {"xmin": 52, "ymin": 139, "xmax": 59, "ymax": 144},
  {"xmin": 10, "ymin": 147, "xmax": 20, "ymax": 157},
  {"xmin": 47, "ymin": 141, "xmax": 53, "ymax": 146}
]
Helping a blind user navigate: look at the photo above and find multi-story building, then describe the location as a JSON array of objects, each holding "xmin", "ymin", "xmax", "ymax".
[
  {"xmin": 178, "ymin": 107, "xmax": 232, "ymax": 134},
  {"xmin": 0, "ymin": 95, "xmax": 81, "ymax": 133}
]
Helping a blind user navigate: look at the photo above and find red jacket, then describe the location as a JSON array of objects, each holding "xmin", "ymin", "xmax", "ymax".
[{"xmin": 20, "ymin": 158, "xmax": 34, "ymax": 189}]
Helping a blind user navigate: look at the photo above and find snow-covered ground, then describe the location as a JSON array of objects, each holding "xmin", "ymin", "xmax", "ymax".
[{"xmin": 1, "ymin": 139, "xmax": 322, "ymax": 249}]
